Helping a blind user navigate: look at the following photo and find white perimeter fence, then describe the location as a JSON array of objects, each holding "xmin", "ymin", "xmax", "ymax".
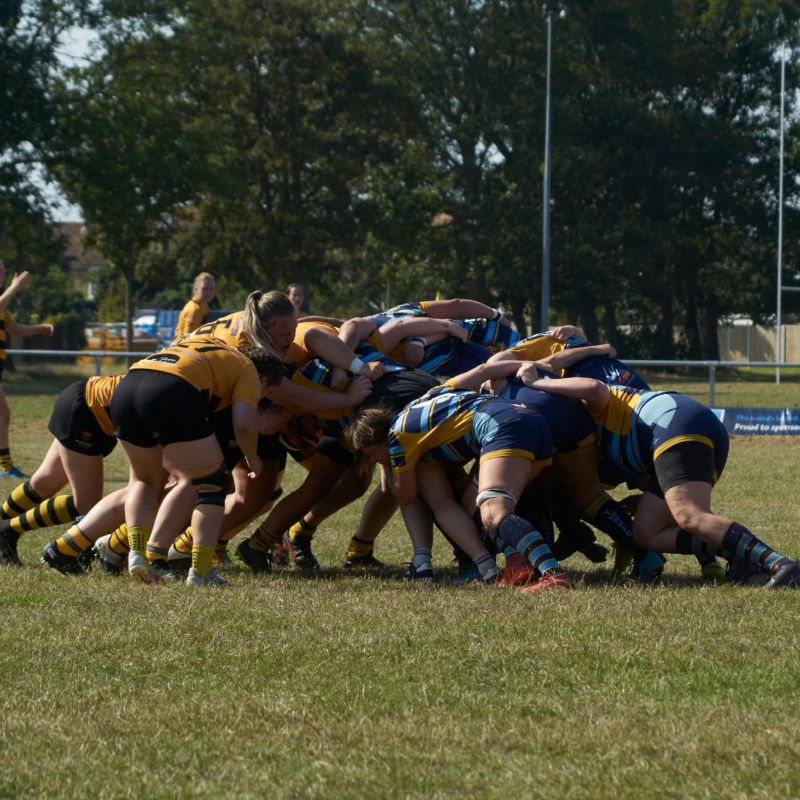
[{"xmin": 7, "ymin": 349, "xmax": 800, "ymax": 407}]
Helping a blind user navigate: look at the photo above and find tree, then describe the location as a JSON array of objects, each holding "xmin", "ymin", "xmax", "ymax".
[
  {"xmin": 0, "ymin": 1, "xmax": 90, "ymax": 259},
  {"xmin": 52, "ymin": 7, "xmax": 210, "ymax": 347}
]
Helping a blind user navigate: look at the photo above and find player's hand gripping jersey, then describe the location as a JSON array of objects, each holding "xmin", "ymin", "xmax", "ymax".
[
  {"xmin": 369, "ymin": 301, "xmax": 519, "ymax": 375},
  {"xmin": 509, "ymin": 331, "xmax": 650, "ymax": 389}
]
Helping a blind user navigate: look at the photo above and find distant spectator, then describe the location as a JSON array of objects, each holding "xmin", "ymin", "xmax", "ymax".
[
  {"xmin": 173, "ymin": 272, "xmax": 216, "ymax": 342},
  {"xmin": 287, "ymin": 283, "xmax": 307, "ymax": 318},
  {"xmin": 0, "ymin": 261, "xmax": 55, "ymax": 478}
]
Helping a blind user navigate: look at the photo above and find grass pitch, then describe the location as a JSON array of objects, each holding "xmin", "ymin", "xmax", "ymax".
[{"xmin": 0, "ymin": 365, "xmax": 799, "ymax": 799}]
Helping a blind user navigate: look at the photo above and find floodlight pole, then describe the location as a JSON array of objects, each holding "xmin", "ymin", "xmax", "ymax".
[
  {"xmin": 540, "ymin": 3, "xmax": 566, "ymax": 332},
  {"xmin": 776, "ymin": 46, "xmax": 786, "ymax": 384}
]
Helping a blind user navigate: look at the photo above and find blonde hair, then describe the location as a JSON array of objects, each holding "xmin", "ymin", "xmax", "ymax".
[
  {"xmin": 344, "ymin": 407, "xmax": 394, "ymax": 452},
  {"xmin": 193, "ymin": 272, "xmax": 214, "ymax": 286},
  {"xmin": 241, "ymin": 290, "xmax": 296, "ymax": 362}
]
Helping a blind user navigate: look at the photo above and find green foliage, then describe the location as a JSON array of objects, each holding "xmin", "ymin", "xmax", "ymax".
[
  {"xmin": 0, "ymin": 1, "xmax": 94, "ymax": 234},
  {"xmin": 4, "ymin": 1, "xmax": 797, "ymax": 354},
  {"xmin": 10, "ymin": 264, "xmax": 90, "ymax": 349},
  {"xmin": 1, "ymin": 3, "xmax": 59, "ymax": 260}
]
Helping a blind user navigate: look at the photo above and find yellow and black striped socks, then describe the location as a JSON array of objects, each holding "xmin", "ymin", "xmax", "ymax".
[
  {"xmin": 173, "ymin": 528, "xmax": 193, "ymax": 555},
  {"xmin": 8, "ymin": 495, "xmax": 79, "ymax": 536},
  {"xmin": 146, "ymin": 543, "xmax": 169, "ymax": 564},
  {"xmin": 54, "ymin": 525, "xmax": 93, "ymax": 556},
  {"xmin": 1, "ymin": 481, "xmax": 42, "ymax": 520},
  {"xmin": 172, "ymin": 528, "xmax": 227, "ymax": 562},
  {"xmin": 0, "ymin": 449, "xmax": 13, "ymax": 473},
  {"xmin": 108, "ymin": 524, "xmax": 130, "ymax": 555}
]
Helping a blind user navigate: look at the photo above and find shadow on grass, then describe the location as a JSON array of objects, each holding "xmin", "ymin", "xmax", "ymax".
[{"xmin": 222, "ymin": 561, "xmax": 752, "ymax": 590}]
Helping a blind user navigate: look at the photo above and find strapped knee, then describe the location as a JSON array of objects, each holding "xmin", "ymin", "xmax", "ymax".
[
  {"xmin": 475, "ymin": 488, "xmax": 517, "ymax": 508},
  {"xmin": 192, "ymin": 466, "xmax": 232, "ymax": 507}
]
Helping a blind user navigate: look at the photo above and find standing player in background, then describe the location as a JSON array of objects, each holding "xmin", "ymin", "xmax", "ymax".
[
  {"xmin": 0, "ymin": 261, "xmax": 55, "ymax": 478},
  {"xmin": 287, "ymin": 283, "xmax": 307, "ymax": 318},
  {"xmin": 172, "ymin": 272, "xmax": 216, "ymax": 342}
]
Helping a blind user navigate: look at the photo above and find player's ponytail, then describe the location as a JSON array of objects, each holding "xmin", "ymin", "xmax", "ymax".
[{"xmin": 242, "ymin": 290, "xmax": 295, "ymax": 362}]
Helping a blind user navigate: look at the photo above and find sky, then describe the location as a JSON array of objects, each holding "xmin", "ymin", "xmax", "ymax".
[{"xmin": 46, "ymin": 26, "xmax": 98, "ymax": 222}]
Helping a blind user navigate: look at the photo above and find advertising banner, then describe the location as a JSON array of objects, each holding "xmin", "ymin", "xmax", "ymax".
[{"xmin": 712, "ymin": 407, "xmax": 800, "ymax": 436}]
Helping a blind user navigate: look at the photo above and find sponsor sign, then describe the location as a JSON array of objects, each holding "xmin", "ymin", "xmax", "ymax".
[{"xmin": 711, "ymin": 407, "xmax": 800, "ymax": 435}]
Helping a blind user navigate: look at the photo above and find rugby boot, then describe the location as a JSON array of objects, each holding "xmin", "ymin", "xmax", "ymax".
[
  {"xmin": 632, "ymin": 551, "xmax": 666, "ymax": 583},
  {"xmin": 342, "ymin": 552, "xmax": 388, "ymax": 571},
  {"xmin": 236, "ymin": 538, "xmax": 273, "ymax": 574},
  {"xmin": 41, "ymin": 541, "xmax": 85, "ymax": 575},
  {"xmin": 284, "ymin": 532, "xmax": 320, "ymax": 571},
  {"xmin": 517, "ymin": 569, "xmax": 572, "ymax": 593},
  {"xmin": 128, "ymin": 552, "xmax": 154, "ymax": 583},
  {"xmin": 92, "ymin": 534, "xmax": 123, "ymax": 575},
  {"xmin": 186, "ymin": 568, "xmax": 233, "ymax": 588},
  {"xmin": 700, "ymin": 559, "xmax": 727, "ymax": 584},
  {"xmin": 271, "ymin": 539, "xmax": 290, "ymax": 567},
  {"xmin": 498, "ymin": 551, "xmax": 538, "ymax": 586},
  {"xmin": 402, "ymin": 562, "xmax": 433, "ymax": 582},
  {"xmin": 767, "ymin": 558, "xmax": 800, "ymax": 589},
  {"xmin": 0, "ymin": 522, "xmax": 22, "ymax": 566}
]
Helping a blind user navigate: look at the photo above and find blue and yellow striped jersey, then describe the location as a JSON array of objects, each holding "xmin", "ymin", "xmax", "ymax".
[
  {"xmin": 592, "ymin": 386, "xmax": 648, "ymax": 476},
  {"xmin": 371, "ymin": 306, "xmax": 518, "ymax": 368},
  {"xmin": 567, "ymin": 355, "xmax": 650, "ymax": 390},
  {"xmin": 367, "ymin": 301, "xmax": 429, "ymax": 328},
  {"xmin": 501, "ymin": 375, "xmax": 594, "ymax": 454},
  {"xmin": 593, "ymin": 387, "xmax": 724, "ymax": 478},
  {"xmin": 416, "ymin": 339, "xmax": 490, "ymax": 377},
  {"xmin": 388, "ymin": 384, "xmax": 489, "ymax": 472},
  {"xmin": 460, "ymin": 318, "xmax": 519, "ymax": 349}
]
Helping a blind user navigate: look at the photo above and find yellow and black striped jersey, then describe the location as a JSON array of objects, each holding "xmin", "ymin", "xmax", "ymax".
[
  {"xmin": 130, "ymin": 335, "xmax": 260, "ymax": 412},
  {"xmin": 84, "ymin": 374, "xmax": 124, "ymax": 437},
  {"xmin": 0, "ymin": 311, "xmax": 12, "ymax": 362},
  {"xmin": 191, "ymin": 311, "xmax": 249, "ymax": 350}
]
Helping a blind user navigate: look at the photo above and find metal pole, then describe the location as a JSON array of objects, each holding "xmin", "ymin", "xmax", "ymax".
[
  {"xmin": 709, "ymin": 364, "xmax": 716, "ymax": 406},
  {"xmin": 776, "ymin": 47, "xmax": 786, "ymax": 384},
  {"xmin": 540, "ymin": 10, "xmax": 554, "ymax": 332}
]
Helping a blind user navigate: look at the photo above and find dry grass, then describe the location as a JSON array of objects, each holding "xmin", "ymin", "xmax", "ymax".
[{"xmin": 0, "ymin": 370, "xmax": 799, "ymax": 799}]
